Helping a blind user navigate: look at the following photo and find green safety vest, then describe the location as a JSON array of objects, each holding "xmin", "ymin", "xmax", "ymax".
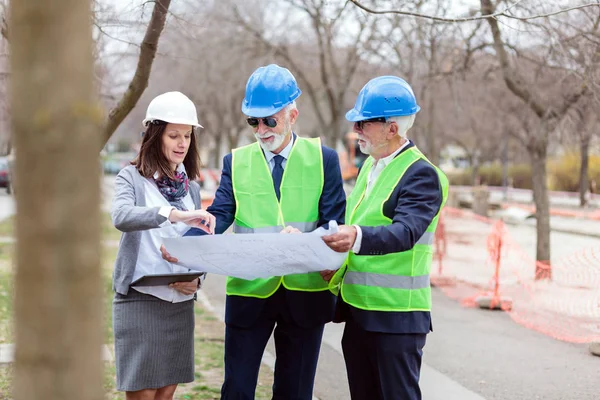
[
  {"xmin": 332, "ymin": 146, "xmax": 448, "ymax": 312},
  {"xmin": 227, "ymin": 137, "xmax": 328, "ymax": 298}
]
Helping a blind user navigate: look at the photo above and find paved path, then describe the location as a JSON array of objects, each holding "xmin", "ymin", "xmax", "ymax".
[
  {"xmin": 201, "ymin": 274, "xmax": 491, "ymax": 400},
  {"xmin": 453, "ymin": 185, "xmax": 600, "ymax": 210},
  {"xmin": 0, "ymin": 190, "xmax": 14, "ymax": 221}
]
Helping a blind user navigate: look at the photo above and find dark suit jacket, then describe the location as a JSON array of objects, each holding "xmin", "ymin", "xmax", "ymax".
[
  {"xmin": 187, "ymin": 134, "xmax": 346, "ymax": 328},
  {"xmin": 339, "ymin": 141, "xmax": 444, "ymax": 334}
]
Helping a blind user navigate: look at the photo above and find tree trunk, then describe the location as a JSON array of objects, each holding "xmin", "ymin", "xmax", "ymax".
[
  {"xmin": 530, "ymin": 147, "xmax": 551, "ymax": 280},
  {"xmin": 502, "ymin": 133, "xmax": 509, "ymax": 200},
  {"xmin": 579, "ymin": 136, "xmax": 590, "ymax": 207},
  {"xmin": 10, "ymin": 1, "xmax": 103, "ymax": 399},
  {"xmin": 471, "ymin": 153, "xmax": 481, "ymax": 185},
  {"xmin": 228, "ymin": 127, "xmax": 244, "ymax": 152},
  {"xmin": 332, "ymin": 110, "xmax": 345, "ymax": 147},
  {"xmin": 213, "ymin": 130, "xmax": 223, "ymax": 169},
  {"xmin": 320, "ymin": 121, "xmax": 333, "ymax": 148},
  {"xmin": 425, "ymin": 89, "xmax": 438, "ymax": 165}
]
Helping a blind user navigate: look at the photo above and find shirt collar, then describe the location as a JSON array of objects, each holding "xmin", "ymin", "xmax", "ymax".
[
  {"xmin": 264, "ymin": 133, "xmax": 295, "ymax": 163},
  {"xmin": 153, "ymin": 163, "xmax": 186, "ymax": 180},
  {"xmin": 375, "ymin": 139, "xmax": 412, "ymax": 169}
]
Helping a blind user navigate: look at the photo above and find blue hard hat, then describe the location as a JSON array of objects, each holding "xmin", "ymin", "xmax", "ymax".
[
  {"xmin": 241, "ymin": 64, "xmax": 302, "ymax": 118},
  {"xmin": 346, "ymin": 76, "xmax": 420, "ymax": 122}
]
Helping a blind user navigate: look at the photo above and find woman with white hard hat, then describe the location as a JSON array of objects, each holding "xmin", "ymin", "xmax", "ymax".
[{"xmin": 111, "ymin": 91, "xmax": 214, "ymax": 399}]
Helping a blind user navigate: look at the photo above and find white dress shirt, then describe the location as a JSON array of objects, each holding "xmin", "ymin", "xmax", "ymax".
[
  {"xmin": 131, "ymin": 164, "xmax": 197, "ymax": 302},
  {"xmin": 263, "ymin": 135, "xmax": 294, "ymax": 172},
  {"xmin": 352, "ymin": 140, "xmax": 412, "ymax": 253}
]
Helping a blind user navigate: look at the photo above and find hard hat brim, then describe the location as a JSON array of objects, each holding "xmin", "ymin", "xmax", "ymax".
[
  {"xmin": 142, "ymin": 117, "xmax": 203, "ymax": 129},
  {"xmin": 241, "ymin": 103, "xmax": 288, "ymax": 118},
  {"xmin": 345, "ymin": 108, "xmax": 364, "ymax": 122},
  {"xmin": 345, "ymin": 105, "xmax": 421, "ymax": 122}
]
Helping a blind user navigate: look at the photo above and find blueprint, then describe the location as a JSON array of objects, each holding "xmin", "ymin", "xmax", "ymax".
[{"xmin": 162, "ymin": 222, "xmax": 348, "ymax": 280}]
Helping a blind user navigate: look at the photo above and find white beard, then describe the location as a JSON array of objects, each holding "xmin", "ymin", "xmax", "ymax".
[
  {"xmin": 358, "ymin": 135, "xmax": 386, "ymax": 155},
  {"xmin": 255, "ymin": 132, "xmax": 287, "ymax": 152},
  {"xmin": 254, "ymin": 120, "xmax": 292, "ymax": 152},
  {"xmin": 358, "ymin": 140, "xmax": 372, "ymax": 155}
]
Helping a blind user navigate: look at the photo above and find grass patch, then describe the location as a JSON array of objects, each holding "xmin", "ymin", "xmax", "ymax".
[
  {"xmin": 0, "ymin": 366, "xmax": 12, "ymax": 400},
  {"xmin": 0, "ymin": 270, "xmax": 12, "ymax": 344},
  {"xmin": 102, "ymin": 213, "xmax": 122, "ymax": 242},
  {"xmin": 0, "ymin": 244, "xmax": 13, "ymax": 266},
  {"xmin": 0, "ymin": 218, "xmax": 14, "ymax": 238}
]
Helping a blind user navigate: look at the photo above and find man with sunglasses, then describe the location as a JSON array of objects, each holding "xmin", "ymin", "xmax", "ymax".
[
  {"xmin": 321, "ymin": 76, "xmax": 449, "ymax": 400},
  {"xmin": 197, "ymin": 64, "xmax": 345, "ymax": 399}
]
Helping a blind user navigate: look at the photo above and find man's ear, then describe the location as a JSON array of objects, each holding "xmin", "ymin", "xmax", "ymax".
[
  {"xmin": 387, "ymin": 121, "xmax": 399, "ymax": 139},
  {"xmin": 289, "ymin": 108, "xmax": 299, "ymax": 125}
]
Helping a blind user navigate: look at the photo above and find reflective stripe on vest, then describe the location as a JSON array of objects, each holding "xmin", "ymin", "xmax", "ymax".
[
  {"xmin": 344, "ymin": 271, "xmax": 430, "ymax": 289},
  {"xmin": 228, "ymin": 137, "xmax": 326, "ymax": 298},
  {"xmin": 415, "ymin": 231, "xmax": 434, "ymax": 246},
  {"xmin": 340, "ymin": 146, "xmax": 449, "ymax": 312}
]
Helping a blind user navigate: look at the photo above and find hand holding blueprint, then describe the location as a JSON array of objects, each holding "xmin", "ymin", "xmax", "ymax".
[{"xmin": 162, "ymin": 221, "xmax": 348, "ymax": 280}]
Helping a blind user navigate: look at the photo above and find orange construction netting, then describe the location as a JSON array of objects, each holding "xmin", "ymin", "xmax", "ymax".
[{"xmin": 432, "ymin": 207, "xmax": 600, "ymax": 344}]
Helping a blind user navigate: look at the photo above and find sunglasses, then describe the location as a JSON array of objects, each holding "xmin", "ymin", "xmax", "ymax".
[
  {"xmin": 247, "ymin": 117, "xmax": 279, "ymax": 128},
  {"xmin": 356, "ymin": 117, "xmax": 388, "ymax": 130}
]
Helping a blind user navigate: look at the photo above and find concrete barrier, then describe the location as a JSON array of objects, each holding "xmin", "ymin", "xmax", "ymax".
[
  {"xmin": 590, "ymin": 342, "xmax": 600, "ymax": 357},
  {"xmin": 472, "ymin": 186, "xmax": 489, "ymax": 217}
]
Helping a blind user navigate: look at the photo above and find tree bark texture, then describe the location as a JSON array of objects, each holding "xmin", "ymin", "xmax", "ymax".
[
  {"xmin": 579, "ymin": 135, "xmax": 590, "ymax": 208},
  {"xmin": 10, "ymin": 0, "xmax": 103, "ymax": 399},
  {"xmin": 530, "ymin": 144, "xmax": 551, "ymax": 279}
]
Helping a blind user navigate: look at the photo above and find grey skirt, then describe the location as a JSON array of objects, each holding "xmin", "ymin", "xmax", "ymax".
[{"xmin": 112, "ymin": 289, "xmax": 195, "ymax": 391}]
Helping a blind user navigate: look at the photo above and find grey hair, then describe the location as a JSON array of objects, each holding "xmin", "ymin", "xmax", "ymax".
[
  {"xmin": 284, "ymin": 101, "xmax": 297, "ymax": 117},
  {"xmin": 282, "ymin": 101, "xmax": 297, "ymax": 133},
  {"xmin": 387, "ymin": 115, "xmax": 416, "ymax": 139}
]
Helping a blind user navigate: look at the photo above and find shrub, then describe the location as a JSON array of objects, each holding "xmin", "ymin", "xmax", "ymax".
[
  {"xmin": 508, "ymin": 164, "xmax": 532, "ymax": 189},
  {"xmin": 444, "ymin": 163, "xmax": 532, "ymax": 189},
  {"xmin": 445, "ymin": 169, "xmax": 472, "ymax": 186},
  {"xmin": 549, "ymin": 153, "xmax": 600, "ymax": 192}
]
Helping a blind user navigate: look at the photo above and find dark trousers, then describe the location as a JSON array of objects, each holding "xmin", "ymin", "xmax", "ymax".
[
  {"xmin": 220, "ymin": 292, "xmax": 326, "ymax": 400},
  {"xmin": 342, "ymin": 319, "xmax": 427, "ymax": 400}
]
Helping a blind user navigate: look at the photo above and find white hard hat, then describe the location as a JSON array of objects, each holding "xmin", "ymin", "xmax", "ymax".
[{"xmin": 142, "ymin": 91, "xmax": 203, "ymax": 128}]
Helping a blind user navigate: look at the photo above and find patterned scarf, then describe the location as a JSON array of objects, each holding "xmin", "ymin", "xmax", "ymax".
[{"xmin": 155, "ymin": 170, "xmax": 189, "ymax": 211}]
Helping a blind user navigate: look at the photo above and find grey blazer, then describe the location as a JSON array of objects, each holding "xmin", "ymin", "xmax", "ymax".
[{"xmin": 111, "ymin": 165, "xmax": 201, "ymax": 295}]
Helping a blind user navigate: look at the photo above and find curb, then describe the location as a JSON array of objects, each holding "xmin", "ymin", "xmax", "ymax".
[
  {"xmin": 0, "ymin": 343, "xmax": 113, "ymax": 364},
  {"xmin": 503, "ymin": 220, "xmax": 600, "ymax": 239},
  {"xmin": 549, "ymin": 227, "xmax": 600, "ymax": 239},
  {"xmin": 590, "ymin": 342, "xmax": 600, "ymax": 357}
]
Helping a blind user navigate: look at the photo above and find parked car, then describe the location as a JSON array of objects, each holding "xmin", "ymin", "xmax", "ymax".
[
  {"xmin": 103, "ymin": 158, "xmax": 132, "ymax": 175},
  {"xmin": 0, "ymin": 156, "xmax": 11, "ymax": 194}
]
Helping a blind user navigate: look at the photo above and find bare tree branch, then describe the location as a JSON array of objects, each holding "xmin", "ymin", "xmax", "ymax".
[
  {"xmin": 101, "ymin": 0, "xmax": 171, "ymax": 148},
  {"xmin": 1, "ymin": 2, "xmax": 8, "ymax": 41},
  {"xmin": 94, "ymin": 22, "xmax": 142, "ymax": 48},
  {"xmin": 481, "ymin": 0, "xmax": 547, "ymax": 119},
  {"xmin": 231, "ymin": 5, "xmax": 328, "ymax": 129},
  {"xmin": 348, "ymin": 0, "xmax": 600, "ymax": 23}
]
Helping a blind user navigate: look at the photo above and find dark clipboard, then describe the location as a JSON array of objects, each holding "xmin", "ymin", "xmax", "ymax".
[{"xmin": 130, "ymin": 272, "xmax": 204, "ymax": 287}]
